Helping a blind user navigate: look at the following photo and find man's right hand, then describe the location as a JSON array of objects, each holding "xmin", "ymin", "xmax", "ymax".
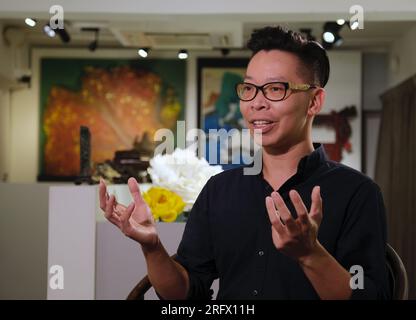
[{"xmin": 99, "ymin": 177, "xmax": 159, "ymax": 249}]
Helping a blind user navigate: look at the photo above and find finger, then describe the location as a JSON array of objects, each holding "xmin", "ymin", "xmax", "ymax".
[
  {"xmin": 289, "ymin": 190, "xmax": 310, "ymax": 226},
  {"xmin": 99, "ymin": 178, "xmax": 107, "ymax": 210},
  {"xmin": 120, "ymin": 202, "xmax": 135, "ymax": 232},
  {"xmin": 104, "ymin": 195, "xmax": 120, "ymax": 228},
  {"xmin": 112, "ymin": 195, "xmax": 120, "ymax": 215},
  {"xmin": 271, "ymin": 225, "xmax": 283, "ymax": 247},
  {"xmin": 104, "ymin": 194, "xmax": 114, "ymax": 219},
  {"xmin": 114, "ymin": 203, "xmax": 126, "ymax": 216},
  {"xmin": 266, "ymin": 196, "xmax": 278, "ymax": 225},
  {"xmin": 309, "ymin": 186, "xmax": 323, "ymax": 225},
  {"xmin": 108, "ymin": 214, "xmax": 121, "ymax": 228},
  {"xmin": 128, "ymin": 177, "xmax": 145, "ymax": 205},
  {"xmin": 271, "ymin": 192, "xmax": 297, "ymax": 232},
  {"xmin": 265, "ymin": 196, "xmax": 285, "ymax": 233}
]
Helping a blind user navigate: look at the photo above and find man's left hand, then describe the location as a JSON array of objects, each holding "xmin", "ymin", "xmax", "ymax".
[{"xmin": 265, "ymin": 186, "xmax": 323, "ymax": 262}]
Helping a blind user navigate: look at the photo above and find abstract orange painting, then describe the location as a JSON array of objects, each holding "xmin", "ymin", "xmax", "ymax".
[{"xmin": 39, "ymin": 59, "xmax": 185, "ymax": 180}]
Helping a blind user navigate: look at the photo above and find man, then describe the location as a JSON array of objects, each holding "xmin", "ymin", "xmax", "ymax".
[{"xmin": 99, "ymin": 26, "xmax": 390, "ymax": 300}]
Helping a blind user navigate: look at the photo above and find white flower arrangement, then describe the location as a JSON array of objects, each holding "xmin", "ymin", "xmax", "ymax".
[{"xmin": 147, "ymin": 148, "xmax": 223, "ymax": 211}]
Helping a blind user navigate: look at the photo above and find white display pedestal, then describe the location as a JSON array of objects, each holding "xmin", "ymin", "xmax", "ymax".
[{"xmin": 47, "ymin": 186, "xmax": 97, "ymax": 299}]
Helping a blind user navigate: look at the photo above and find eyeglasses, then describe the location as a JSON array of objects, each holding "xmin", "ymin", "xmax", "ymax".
[{"xmin": 235, "ymin": 81, "xmax": 318, "ymax": 102}]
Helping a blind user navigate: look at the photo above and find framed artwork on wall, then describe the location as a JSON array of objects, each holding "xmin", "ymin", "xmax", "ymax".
[
  {"xmin": 197, "ymin": 58, "xmax": 249, "ymax": 168},
  {"xmin": 197, "ymin": 58, "xmax": 248, "ymax": 131},
  {"xmin": 38, "ymin": 58, "xmax": 186, "ymax": 181}
]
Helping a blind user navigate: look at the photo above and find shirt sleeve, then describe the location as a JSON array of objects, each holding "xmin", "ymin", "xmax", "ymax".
[
  {"xmin": 174, "ymin": 178, "xmax": 218, "ymax": 300},
  {"xmin": 335, "ymin": 180, "xmax": 391, "ymax": 300}
]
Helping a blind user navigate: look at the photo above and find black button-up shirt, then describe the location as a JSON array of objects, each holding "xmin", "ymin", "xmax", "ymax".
[{"xmin": 175, "ymin": 144, "xmax": 390, "ymax": 300}]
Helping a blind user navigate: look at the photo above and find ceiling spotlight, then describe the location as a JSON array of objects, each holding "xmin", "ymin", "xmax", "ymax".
[
  {"xmin": 178, "ymin": 49, "xmax": 188, "ymax": 60},
  {"xmin": 337, "ymin": 19, "xmax": 346, "ymax": 26},
  {"xmin": 25, "ymin": 18, "xmax": 36, "ymax": 27},
  {"xmin": 43, "ymin": 24, "xmax": 56, "ymax": 38},
  {"xmin": 323, "ymin": 31, "xmax": 335, "ymax": 43},
  {"xmin": 138, "ymin": 48, "xmax": 149, "ymax": 58},
  {"xmin": 350, "ymin": 21, "xmax": 359, "ymax": 30},
  {"xmin": 322, "ymin": 22, "xmax": 344, "ymax": 49}
]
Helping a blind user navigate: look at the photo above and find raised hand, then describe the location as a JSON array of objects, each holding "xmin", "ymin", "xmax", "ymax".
[
  {"xmin": 265, "ymin": 186, "xmax": 323, "ymax": 261},
  {"xmin": 99, "ymin": 177, "xmax": 159, "ymax": 248}
]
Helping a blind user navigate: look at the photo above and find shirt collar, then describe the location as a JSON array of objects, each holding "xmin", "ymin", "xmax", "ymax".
[
  {"xmin": 256, "ymin": 142, "xmax": 328, "ymax": 180},
  {"xmin": 297, "ymin": 143, "xmax": 328, "ymax": 177}
]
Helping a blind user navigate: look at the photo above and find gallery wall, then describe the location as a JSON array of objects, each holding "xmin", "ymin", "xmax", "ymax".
[
  {"xmin": 4, "ymin": 24, "xmax": 416, "ymax": 183},
  {"xmin": 1, "ymin": 48, "xmax": 362, "ymax": 183}
]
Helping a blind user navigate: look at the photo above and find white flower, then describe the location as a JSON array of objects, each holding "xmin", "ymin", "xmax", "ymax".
[{"xmin": 147, "ymin": 148, "xmax": 223, "ymax": 211}]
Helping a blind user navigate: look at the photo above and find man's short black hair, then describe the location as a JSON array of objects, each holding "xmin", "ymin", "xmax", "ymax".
[{"xmin": 247, "ymin": 26, "xmax": 330, "ymax": 87}]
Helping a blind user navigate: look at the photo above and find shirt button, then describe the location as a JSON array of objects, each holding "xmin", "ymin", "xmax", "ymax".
[
  {"xmin": 258, "ymin": 250, "xmax": 264, "ymax": 256},
  {"xmin": 253, "ymin": 290, "xmax": 258, "ymax": 296}
]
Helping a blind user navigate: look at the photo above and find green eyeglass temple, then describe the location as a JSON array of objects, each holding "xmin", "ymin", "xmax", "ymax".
[{"xmin": 235, "ymin": 81, "xmax": 318, "ymax": 102}]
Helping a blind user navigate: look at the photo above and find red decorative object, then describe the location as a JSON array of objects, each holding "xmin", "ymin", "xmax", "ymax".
[{"xmin": 314, "ymin": 106, "xmax": 357, "ymax": 162}]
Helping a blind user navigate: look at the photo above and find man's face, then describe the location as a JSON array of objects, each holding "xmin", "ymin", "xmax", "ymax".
[{"xmin": 240, "ymin": 49, "xmax": 317, "ymax": 150}]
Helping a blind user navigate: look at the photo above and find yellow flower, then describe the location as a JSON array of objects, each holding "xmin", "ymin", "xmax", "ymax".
[{"xmin": 143, "ymin": 187, "xmax": 185, "ymax": 222}]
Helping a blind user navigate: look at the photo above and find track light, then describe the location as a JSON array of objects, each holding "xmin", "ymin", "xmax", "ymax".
[
  {"xmin": 82, "ymin": 28, "xmax": 100, "ymax": 52},
  {"xmin": 43, "ymin": 24, "xmax": 56, "ymax": 38},
  {"xmin": 56, "ymin": 28, "xmax": 71, "ymax": 43},
  {"xmin": 334, "ymin": 35, "xmax": 344, "ymax": 47},
  {"xmin": 220, "ymin": 48, "xmax": 230, "ymax": 57},
  {"xmin": 88, "ymin": 40, "xmax": 98, "ymax": 51},
  {"xmin": 350, "ymin": 21, "xmax": 359, "ymax": 30},
  {"xmin": 178, "ymin": 49, "xmax": 188, "ymax": 60},
  {"xmin": 138, "ymin": 48, "xmax": 149, "ymax": 58},
  {"xmin": 25, "ymin": 18, "xmax": 36, "ymax": 27},
  {"xmin": 322, "ymin": 22, "xmax": 344, "ymax": 49},
  {"xmin": 337, "ymin": 19, "xmax": 346, "ymax": 26},
  {"xmin": 323, "ymin": 31, "xmax": 335, "ymax": 43},
  {"xmin": 43, "ymin": 23, "xmax": 70, "ymax": 43},
  {"xmin": 89, "ymin": 29, "xmax": 99, "ymax": 51}
]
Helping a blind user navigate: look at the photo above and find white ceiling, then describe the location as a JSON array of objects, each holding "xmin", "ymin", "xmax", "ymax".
[
  {"xmin": 1, "ymin": 0, "xmax": 415, "ymax": 52},
  {"xmin": 2, "ymin": 17, "xmax": 415, "ymax": 53}
]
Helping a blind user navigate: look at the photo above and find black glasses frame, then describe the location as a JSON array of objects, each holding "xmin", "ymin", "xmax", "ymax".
[{"xmin": 235, "ymin": 81, "xmax": 318, "ymax": 102}]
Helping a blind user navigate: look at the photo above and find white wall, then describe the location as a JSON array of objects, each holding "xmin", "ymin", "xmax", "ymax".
[
  {"xmin": 315, "ymin": 51, "xmax": 362, "ymax": 171},
  {"xmin": 388, "ymin": 24, "xmax": 416, "ymax": 87}
]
